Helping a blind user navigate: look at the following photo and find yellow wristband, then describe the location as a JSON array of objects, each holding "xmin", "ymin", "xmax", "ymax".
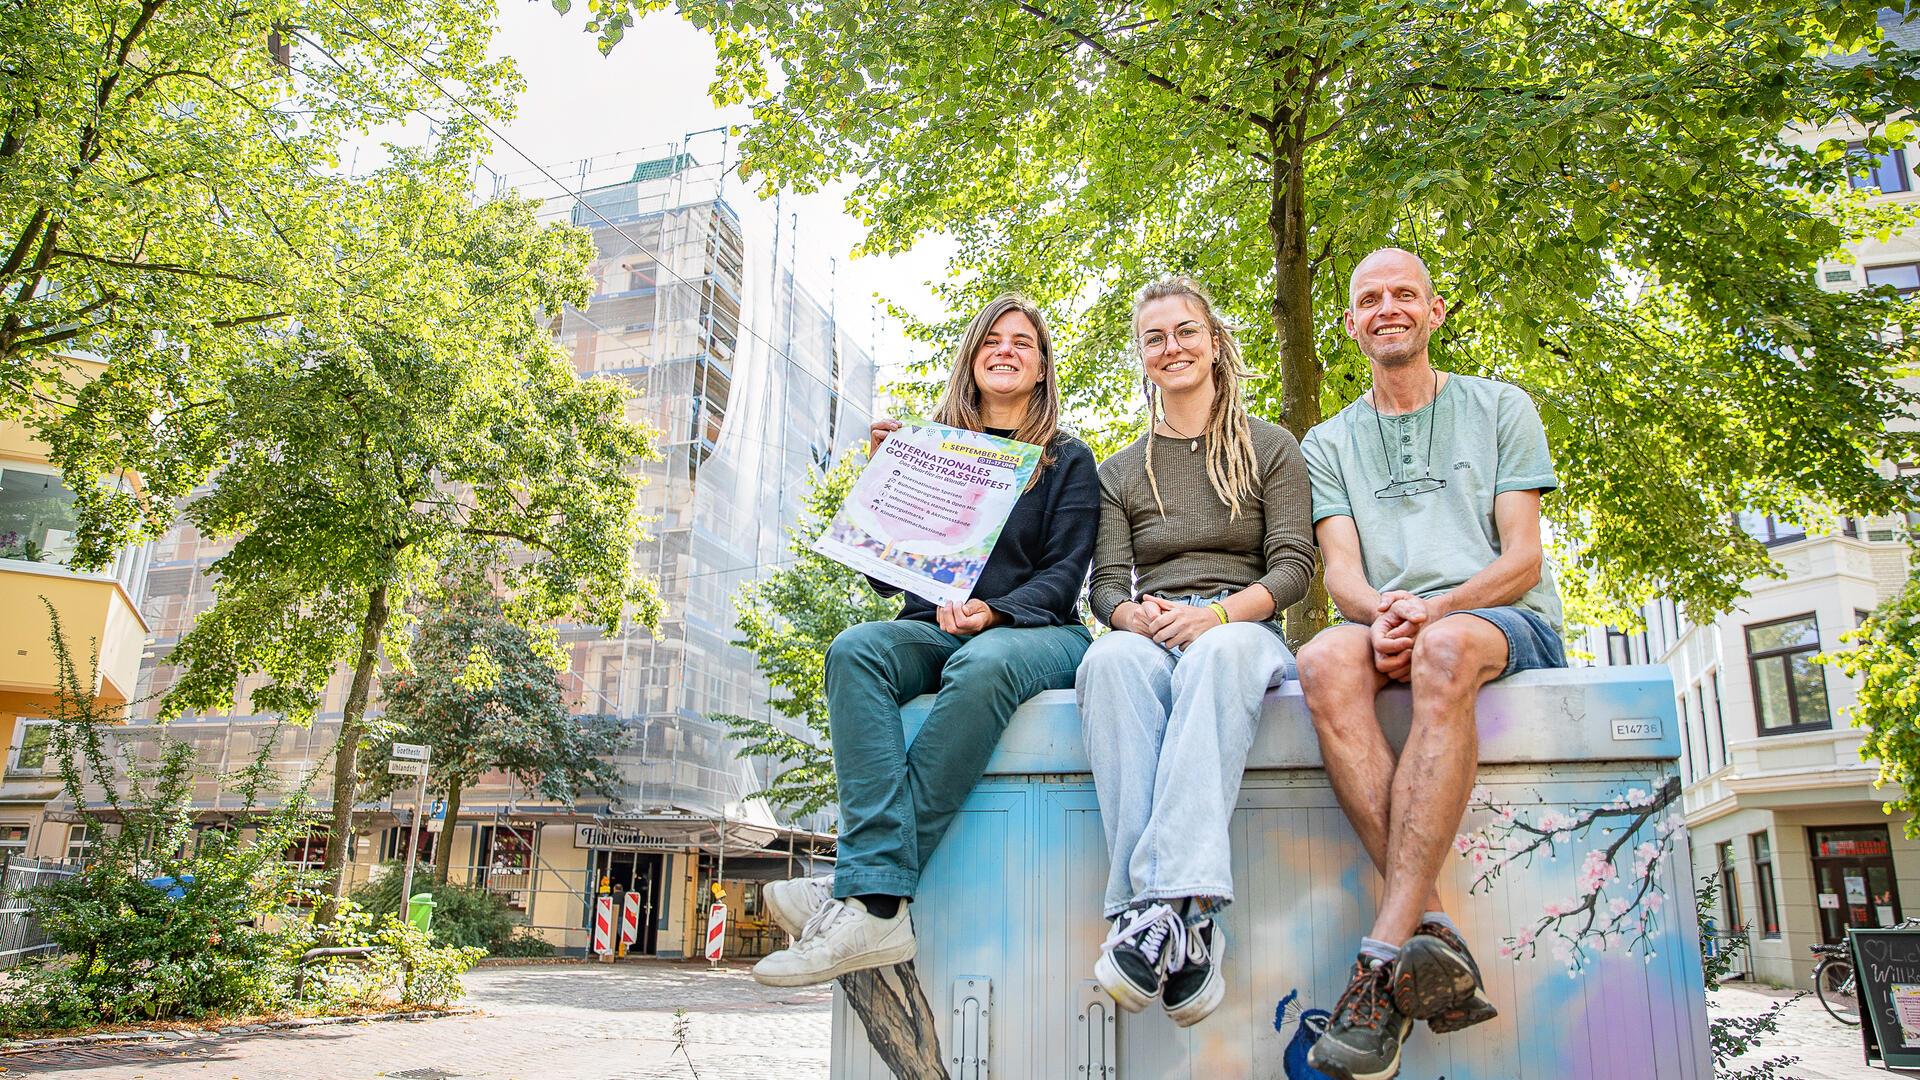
[{"xmin": 1209, "ymin": 602, "xmax": 1230, "ymax": 625}]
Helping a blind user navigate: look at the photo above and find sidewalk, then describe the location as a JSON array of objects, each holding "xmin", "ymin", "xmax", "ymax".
[
  {"xmin": 1, "ymin": 960, "xmax": 832, "ymax": 1079},
  {"xmin": 1711, "ymin": 981, "xmax": 1897, "ymax": 1079}
]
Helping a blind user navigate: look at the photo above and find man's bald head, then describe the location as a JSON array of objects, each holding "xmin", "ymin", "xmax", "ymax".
[
  {"xmin": 1344, "ymin": 247, "xmax": 1446, "ymax": 369},
  {"xmin": 1348, "ymin": 247, "xmax": 1435, "ymax": 307}
]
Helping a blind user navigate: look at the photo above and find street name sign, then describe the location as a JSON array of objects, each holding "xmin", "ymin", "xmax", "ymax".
[{"xmin": 387, "ymin": 759, "xmax": 426, "ymax": 778}]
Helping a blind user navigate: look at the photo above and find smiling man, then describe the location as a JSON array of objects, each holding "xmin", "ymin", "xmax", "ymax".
[{"xmin": 1297, "ymin": 248, "xmax": 1566, "ymax": 1080}]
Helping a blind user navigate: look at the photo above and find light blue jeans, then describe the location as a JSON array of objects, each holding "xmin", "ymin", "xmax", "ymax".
[{"xmin": 1076, "ymin": 600, "xmax": 1294, "ymax": 918}]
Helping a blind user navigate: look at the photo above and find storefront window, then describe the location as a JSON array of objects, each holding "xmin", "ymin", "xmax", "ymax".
[
  {"xmin": 1810, "ymin": 825, "xmax": 1902, "ymax": 944},
  {"xmin": 0, "ymin": 823, "xmax": 27, "ymax": 858},
  {"xmin": 0, "ymin": 466, "xmax": 81, "ymax": 565}
]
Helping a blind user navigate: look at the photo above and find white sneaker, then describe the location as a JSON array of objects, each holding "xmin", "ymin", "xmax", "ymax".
[
  {"xmin": 750, "ymin": 897, "xmax": 917, "ymax": 987},
  {"xmin": 763, "ymin": 874, "xmax": 833, "ymax": 938}
]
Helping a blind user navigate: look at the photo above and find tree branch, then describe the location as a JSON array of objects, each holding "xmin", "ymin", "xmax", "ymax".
[{"xmin": 1012, "ymin": 1, "xmax": 1276, "ymax": 135}]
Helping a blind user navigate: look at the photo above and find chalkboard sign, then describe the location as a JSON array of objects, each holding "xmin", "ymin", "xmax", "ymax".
[{"xmin": 1850, "ymin": 927, "xmax": 1920, "ymax": 1071}]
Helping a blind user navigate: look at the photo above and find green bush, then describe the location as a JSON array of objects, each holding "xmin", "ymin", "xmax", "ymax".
[
  {"xmin": 0, "ymin": 603, "xmax": 484, "ymax": 1037},
  {"xmin": 285, "ymin": 900, "xmax": 484, "ymax": 1008},
  {"xmin": 491, "ymin": 929, "xmax": 556, "ymax": 958},
  {"xmin": 348, "ymin": 862, "xmax": 518, "ymax": 952}
]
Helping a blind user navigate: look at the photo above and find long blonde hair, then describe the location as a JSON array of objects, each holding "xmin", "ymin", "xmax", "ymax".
[
  {"xmin": 1136, "ymin": 276, "xmax": 1261, "ymax": 517},
  {"xmin": 931, "ymin": 293, "xmax": 1060, "ymax": 488}
]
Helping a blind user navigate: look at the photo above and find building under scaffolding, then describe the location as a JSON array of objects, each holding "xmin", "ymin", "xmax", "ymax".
[{"xmin": 12, "ymin": 143, "xmax": 875, "ymax": 957}]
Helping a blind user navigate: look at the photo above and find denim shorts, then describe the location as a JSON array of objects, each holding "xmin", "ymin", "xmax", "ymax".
[{"xmin": 1448, "ymin": 605, "xmax": 1566, "ymax": 678}]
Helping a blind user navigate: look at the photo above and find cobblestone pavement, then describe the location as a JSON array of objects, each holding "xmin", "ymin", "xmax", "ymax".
[
  {"xmin": 1711, "ymin": 982, "xmax": 1883, "ymax": 1079},
  {"xmin": 2, "ymin": 964, "xmax": 1875, "ymax": 1079},
  {"xmin": 2, "ymin": 961, "xmax": 832, "ymax": 1079}
]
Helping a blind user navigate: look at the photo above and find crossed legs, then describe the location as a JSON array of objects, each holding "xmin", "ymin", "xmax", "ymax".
[{"xmin": 1298, "ymin": 614, "xmax": 1508, "ymax": 945}]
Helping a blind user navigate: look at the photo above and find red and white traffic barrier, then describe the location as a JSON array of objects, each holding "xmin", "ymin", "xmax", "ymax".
[
  {"xmin": 705, "ymin": 901, "xmax": 728, "ymax": 963},
  {"xmin": 592, "ymin": 895, "xmax": 614, "ymax": 956},
  {"xmin": 620, "ymin": 891, "xmax": 641, "ymax": 950}
]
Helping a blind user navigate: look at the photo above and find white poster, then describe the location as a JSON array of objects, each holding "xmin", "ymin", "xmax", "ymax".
[
  {"xmin": 1895, "ymin": 984, "xmax": 1920, "ymax": 1048},
  {"xmin": 814, "ymin": 423, "xmax": 1041, "ymax": 605},
  {"xmin": 1847, "ymin": 875, "xmax": 1870, "ymax": 905},
  {"xmin": 1821, "ymin": 892, "xmax": 1841, "ymax": 910}
]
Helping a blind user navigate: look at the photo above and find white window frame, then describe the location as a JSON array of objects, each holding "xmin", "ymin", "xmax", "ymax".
[
  {"xmin": 65, "ymin": 823, "xmax": 92, "ymax": 862},
  {"xmin": 8, "ymin": 719, "xmax": 52, "ymax": 776},
  {"xmin": 0, "ymin": 821, "xmax": 29, "ymax": 859}
]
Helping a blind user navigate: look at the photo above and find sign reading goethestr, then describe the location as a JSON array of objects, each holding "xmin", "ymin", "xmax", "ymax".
[
  {"xmin": 391, "ymin": 743, "xmax": 430, "ymax": 762},
  {"xmin": 575, "ymin": 823, "xmax": 685, "ymax": 851}
]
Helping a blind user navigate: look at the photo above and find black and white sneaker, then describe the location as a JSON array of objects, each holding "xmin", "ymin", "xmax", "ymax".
[
  {"xmin": 1093, "ymin": 901, "xmax": 1183, "ymax": 1013},
  {"xmin": 1162, "ymin": 915, "xmax": 1225, "ymax": 1027}
]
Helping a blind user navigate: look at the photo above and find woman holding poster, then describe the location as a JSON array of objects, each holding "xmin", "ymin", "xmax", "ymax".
[
  {"xmin": 752, "ymin": 294, "xmax": 1099, "ymax": 987},
  {"xmin": 1076, "ymin": 277, "xmax": 1315, "ymax": 1026}
]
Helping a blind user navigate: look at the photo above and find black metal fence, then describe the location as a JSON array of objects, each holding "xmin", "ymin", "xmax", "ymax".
[{"xmin": 0, "ymin": 854, "xmax": 82, "ymax": 969}]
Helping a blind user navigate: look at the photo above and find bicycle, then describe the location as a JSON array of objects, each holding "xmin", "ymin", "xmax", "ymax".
[{"xmin": 1812, "ymin": 941, "xmax": 1860, "ymax": 1026}]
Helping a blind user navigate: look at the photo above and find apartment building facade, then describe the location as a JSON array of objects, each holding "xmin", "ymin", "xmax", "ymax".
[
  {"xmin": 1576, "ymin": 91, "xmax": 1919, "ymax": 986},
  {"xmin": 0, "ymin": 356, "xmax": 153, "ymax": 867},
  {"xmin": 12, "ymin": 147, "xmax": 876, "ymax": 956}
]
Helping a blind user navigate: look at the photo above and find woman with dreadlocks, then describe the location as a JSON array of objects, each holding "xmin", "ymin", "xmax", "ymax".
[{"xmin": 1076, "ymin": 276, "xmax": 1316, "ymax": 1026}]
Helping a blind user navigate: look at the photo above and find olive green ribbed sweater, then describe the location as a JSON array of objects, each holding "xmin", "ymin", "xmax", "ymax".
[{"xmin": 1088, "ymin": 417, "xmax": 1316, "ymax": 626}]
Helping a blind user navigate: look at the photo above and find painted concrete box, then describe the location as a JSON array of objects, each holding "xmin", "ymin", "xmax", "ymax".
[{"xmin": 831, "ymin": 666, "xmax": 1711, "ymax": 1080}]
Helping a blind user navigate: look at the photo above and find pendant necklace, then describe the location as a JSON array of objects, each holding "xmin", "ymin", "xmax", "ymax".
[{"xmin": 1159, "ymin": 417, "xmax": 1201, "ymax": 452}]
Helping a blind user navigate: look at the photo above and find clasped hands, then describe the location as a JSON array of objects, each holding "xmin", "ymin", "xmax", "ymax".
[
  {"xmin": 1370, "ymin": 590, "xmax": 1444, "ymax": 681},
  {"xmin": 1119, "ymin": 595, "xmax": 1222, "ymax": 651}
]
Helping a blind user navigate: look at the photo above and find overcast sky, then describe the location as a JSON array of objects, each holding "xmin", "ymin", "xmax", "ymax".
[{"xmin": 468, "ymin": 3, "xmax": 951, "ymax": 379}]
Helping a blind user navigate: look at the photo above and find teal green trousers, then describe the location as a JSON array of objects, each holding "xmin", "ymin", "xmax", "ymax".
[{"xmin": 825, "ymin": 619, "xmax": 1092, "ymax": 899}]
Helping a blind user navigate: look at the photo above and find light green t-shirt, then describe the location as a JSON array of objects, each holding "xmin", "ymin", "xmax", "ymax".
[{"xmin": 1300, "ymin": 373, "xmax": 1564, "ymax": 630}]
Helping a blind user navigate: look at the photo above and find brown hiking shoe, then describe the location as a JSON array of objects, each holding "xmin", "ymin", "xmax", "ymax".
[{"xmin": 1395, "ymin": 920, "xmax": 1498, "ymax": 1033}]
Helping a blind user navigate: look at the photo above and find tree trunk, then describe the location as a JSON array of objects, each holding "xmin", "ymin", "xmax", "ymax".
[
  {"xmin": 432, "ymin": 776, "xmax": 464, "ymax": 885},
  {"xmin": 838, "ymin": 960, "xmax": 950, "ymax": 1079},
  {"xmin": 1268, "ymin": 121, "xmax": 1331, "ymax": 648},
  {"xmin": 317, "ymin": 581, "xmax": 390, "ymax": 926}
]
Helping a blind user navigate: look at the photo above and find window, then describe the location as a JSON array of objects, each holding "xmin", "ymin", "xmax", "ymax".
[
  {"xmin": 1711, "ymin": 672, "xmax": 1728, "ymax": 766},
  {"xmin": 0, "ymin": 823, "xmax": 26, "ymax": 858},
  {"xmin": 1901, "ymin": 463, "xmax": 1920, "ymax": 532},
  {"xmin": 9, "ymin": 721, "xmax": 51, "ymax": 775},
  {"xmin": 1752, "ymin": 832, "xmax": 1781, "ymax": 938},
  {"xmin": 1810, "ymin": 825, "xmax": 1903, "ymax": 943},
  {"xmin": 1867, "ymin": 262, "xmax": 1920, "ymax": 297},
  {"xmin": 1850, "ymin": 143, "xmax": 1913, "ymax": 194},
  {"xmin": 1606, "ymin": 628, "xmax": 1632, "ymax": 666},
  {"xmin": 1736, "ymin": 511, "xmax": 1808, "ymax": 546},
  {"xmin": 1696, "ymin": 685, "xmax": 1714, "ymax": 772},
  {"xmin": 1746, "ymin": 614, "xmax": 1833, "ymax": 734},
  {"xmin": 65, "ymin": 824, "xmax": 91, "ymax": 862},
  {"xmin": 0, "ymin": 466, "xmax": 81, "ymax": 565},
  {"xmin": 1718, "ymin": 842, "xmax": 1744, "ymax": 932},
  {"xmin": 379, "ymin": 825, "xmax": 435, "ymax": 864}
]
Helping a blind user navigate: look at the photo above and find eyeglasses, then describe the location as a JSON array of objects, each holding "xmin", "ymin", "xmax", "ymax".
[
  {"xmin": 1374, "ymin": 475, "xmax": 1449, "ymax": 499},
  {"xmin": 1139, "ymin": 324, "xmax": 1209, "ymax": 355}
]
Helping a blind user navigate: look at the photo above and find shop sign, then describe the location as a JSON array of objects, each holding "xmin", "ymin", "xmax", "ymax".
[
  {"xmin": 1820, "ymin": 838, "xmax": 1891, "ymax": 857},
  {"xmin": 575, "ymin": 823, "xmax": 685, "ymax": 851},
  {"xmin": 1849, "ymin": 926, "xmax": 1920, "ymax": 1069}
]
